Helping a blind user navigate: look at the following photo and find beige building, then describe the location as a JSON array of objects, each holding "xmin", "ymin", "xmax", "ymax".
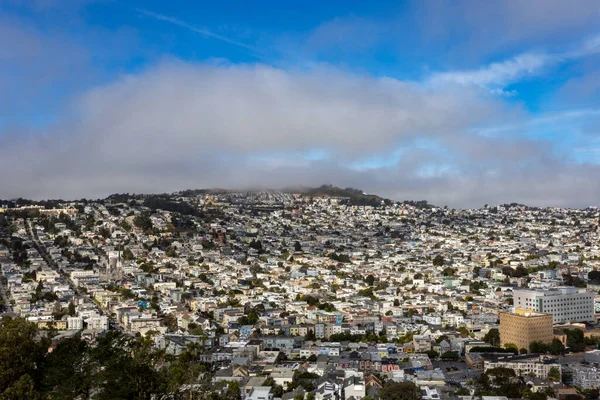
[{"xmin": 500, "ymin": 310, "xmax": 553, "ymax": 350}]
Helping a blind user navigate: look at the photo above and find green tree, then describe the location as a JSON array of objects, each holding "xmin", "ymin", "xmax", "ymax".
[
  {"xmin": 67, "ymin": 301, "xmax": 76, "ymax": 317},
  {"xmin": 441, "ymin": 351, "xmax": 459, "ymax": 360},
  {"xmin": 224, "ymin": 381, "xmax": 241, "ymax": 400},
  {"xmin": 548, "ymin": 366, "xmax": 561, "ymax": 382},
  {"xmin": 528, "ymin": 392, "xmax": 548, "ymax": 400},
  {"xmin": 380, "ymin": 381, "xmax": 421, "ymax": 400},
  {"xmin": 40, "ymin": 336, "xmax": 93, "ymax": 399},
  {"xmin": 166, "ymin": 342, "xmax": 206, "ymax": 393},
  {"xmin": 483, "ymin": 328, "xmax": 500, "ymax": 347},
  {"xmin": 548, "ymin": 339, "xmax": 565, "ymax": 356},
  {"xmin": 457, "ymin": 327, "xmax": 469, "ymax": 335},
  {"xmin": 564, "ymin": 328, "xmax": 585, "ymax": 352},
  {"xmin": 133, "ymin": 213, "xmax": 153, "ymax": 231},
  {"xmin": 365, "ymin": 274, "xmax": 375, "ymax": 286},
  {"xmin": 0, "ymin": 318, "xmax": 49, "ymax": 398},
  {"xmin": 504, "ymin": 343, "xmax": 518, "ymax": 353},
  {"xmin": 529, "ymin": 341, "xmax": 549, "ymax": 354},
  {"xmin": 475, "ymin": 367, "xmax": 525, "ymax": 398},
  {"xmin": 91, "ymin": 331, "xmax": 166, "ymax": 400},
  {"xmin": 2, "ymin": 374, "xmax": 38, "ymax": 400},
  {"xmin": 122, "ymin": 248, "xmax": 134, "ymax": 260},
  {"xmin": 425, "ymin": 350, "xmax": 439, "ymax": 359}
]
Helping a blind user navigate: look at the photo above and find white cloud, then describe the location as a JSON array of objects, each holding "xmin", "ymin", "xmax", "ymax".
[
  {"xmin": 3, "ymin": 60, "xmax": 600, "ymax": 208},
  {"xmin": 430, "ymin": 53, "xmax": 550, "ymax": 87},
  {"xmin": 429, "ymin": 34, "xmax": 600, "ymax": 88},
  {"xmin": 71, "ymin": 61, "xmax": 508, "ymax": 158},
  {"xmin": 417, "ymin": 0, "xmax": 600, "ymax": 58}
]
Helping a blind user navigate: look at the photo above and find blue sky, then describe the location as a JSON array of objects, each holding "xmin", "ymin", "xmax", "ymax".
[{"xmin": 1, "ymin": 0, "xmax": 600, "ymax": 207}]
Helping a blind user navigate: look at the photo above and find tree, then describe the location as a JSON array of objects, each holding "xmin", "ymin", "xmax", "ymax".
[
  {"xmin": 475, "ymin": 367, "xmax": 525, "ymax": 398},
  {"xmin": 380, "ymin": 381, "xmax": 421, "ymax": 400},
  {"xmin": 224, "ymin": 381, "xmax": 241, "ymax": 400},
  {"xmin": 68, "ymin": 301, "xmax": 76, "ymax": 317},
  {"xmin": 2, "ymin": 374, "xmax": 38, "ymax": 400},
  {"xmin": 457, "ymin": 327, "xmax": 469, "ymax": 335},
  {"xmin": 504, "ymin": 343, "xmax": 518, "ymax": 353},
  {"xmin": 133, "ymin": 213, "xmax": 153, "ymax": 231},
  {"xmin": 483, "ymin": 328, "xmax": 500, "ymax": 347},
  {"xmin": 529, "ymin": 341, "xmax": 549, "ymax": 354},
  {"xmin": 365, "ymin": 274, "xmax": 375, "ymax": 286},
  {"xmin": 0, "ymin": 318, "xmax": 49, "ymax": 398},
  {"xmin": 441, "ymin": 351, "xmax": 459, "ymax": 361},
  {"xmin": 433, "ymin": 255, "xmax": 445, "ymax": 266},
  {"xmin": 564, "ymin": 328, "xmax": 586, "ymax": 352},
  {"xmin": 528, "ymin": 392, "xmax": 548, "ymax": 400},
  {"xmin": 549, "ymin": 338, "xmax": 566, "ymax": 355},
  {"xmin": 548, "ymin": 366, "xmax": 560, "ymax": 382},
  {"xmin": 91, "ymin": 331, "xmax": 166, "ymax": 400},
  {"xmin": 0, "ymin": 317, "xmax": 220, "ymax": 399},
  {"xmin": 122, "ymin": 248, "xmax": 134, "ymax": 260},
  {"xmin": 425, "ymin": 350, "xmax": 439, "ymax": 360},
  {"xmin": 294, "ymin": 241, "xmax": 302, "ymax": 252},
  {"xmin": 40, "ymin": 337, "xmax": 93, "ymax": 398}
]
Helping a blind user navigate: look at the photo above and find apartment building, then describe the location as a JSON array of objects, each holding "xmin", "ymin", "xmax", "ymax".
[
  {"xmin": 499, "ymin": 311, "xmax": 553, "ymax": 350},
  {"xmin": 484, "ymin": 355, "xmax": 560, "ymax": 379}
]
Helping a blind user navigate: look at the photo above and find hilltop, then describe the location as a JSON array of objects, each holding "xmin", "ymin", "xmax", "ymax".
[{"xmin": 281, "ymin": 184, "xmax": 389, "ymax": 207}]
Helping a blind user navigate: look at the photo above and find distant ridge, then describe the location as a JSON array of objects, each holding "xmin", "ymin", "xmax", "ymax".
[{"xmin": 1, "ymin": 185, "xmax": 434, "ymax": 209}]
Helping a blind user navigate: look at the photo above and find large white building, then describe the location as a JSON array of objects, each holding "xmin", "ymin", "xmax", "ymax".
[
  {"xmin": 484, "ymin": 355, "xmax": 561, "ymax": 379},
  {"xmin": 513, "ymin": 287, "xmax": 594, "ymax": 324}
]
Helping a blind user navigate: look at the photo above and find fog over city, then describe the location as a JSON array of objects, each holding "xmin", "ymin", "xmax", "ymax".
[{"xmin": 2, "ymin": 1, "xmax": 600, "ymax": 206}]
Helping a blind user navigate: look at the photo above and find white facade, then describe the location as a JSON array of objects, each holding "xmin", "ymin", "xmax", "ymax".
[
  {"xmin": 572, "ymin": 365, "xmax": 600, "ymax": 389},
  {"xmin": 246, "ymin": 386, "xmax": 273, "ymax": 400},
  {"xmin": 270, "ymin": 367, "xmax": 294, "ymax": 388},
  {"xmin": 484, "ymin": 356, "xmax": 560, "ymax": 379},
  {"xmin": 67, "ymin": 316, "xmax": 83, "ymax": 330},
  {"xmin": 87, "ymin": 315, "xmax": 109, "ymax": 331},
  {"xmin": 343, "ymin": 382, "xmax": 365, "ymax": 400},
  {"xmin": 513, "ymin": 287, "xmax": 594, "ymax": 323}
]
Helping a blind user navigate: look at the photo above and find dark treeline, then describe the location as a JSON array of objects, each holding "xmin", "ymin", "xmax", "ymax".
[{"xmin": 0, "ymin": 317, "xmax": 226, "ymax": 400}]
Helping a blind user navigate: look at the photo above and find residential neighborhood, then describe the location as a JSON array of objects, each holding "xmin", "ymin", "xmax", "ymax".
[{"xmin": 2, "ymin": 187, "xmax": 600, "ymax": 399}]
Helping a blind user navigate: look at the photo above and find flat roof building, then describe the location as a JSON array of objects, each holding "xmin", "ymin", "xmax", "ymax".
[
  {"xmin": 500, "ymin": 310, "xmax": 553, "ymax": 351},
  {"xmin": 513, "ymin": 287, "xmax": 594, "ymax": 324}
]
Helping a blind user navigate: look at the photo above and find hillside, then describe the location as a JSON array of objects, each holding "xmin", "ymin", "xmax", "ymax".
[{"xmin": 289, "ymin": 185, "xmax": 391, "ymax": 207}]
